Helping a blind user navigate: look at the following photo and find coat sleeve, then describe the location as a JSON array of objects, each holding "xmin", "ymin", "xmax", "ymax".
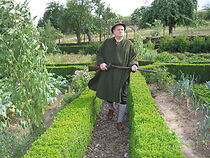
[
  {"xmin": 96, "ymin": 41, "xmax": 106, "ymax": 65},
  {"xmin": 128, "ymin": 42, "xmax": 138, "ymax": 67}
]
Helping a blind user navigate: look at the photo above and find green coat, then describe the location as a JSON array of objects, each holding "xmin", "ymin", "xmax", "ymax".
[{"xmin": 88, "ymin": 37, "xmax": 138, "ymax": 103}]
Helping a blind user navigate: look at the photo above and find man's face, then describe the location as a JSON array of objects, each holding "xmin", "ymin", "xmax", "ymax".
[{"xmin": 113, "ymin": 25, "xmax": 124, "ymax": 38}]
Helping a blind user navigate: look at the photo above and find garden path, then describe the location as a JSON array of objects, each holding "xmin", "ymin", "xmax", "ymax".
[
  {"xmin": 151, "ymin": 87, "xmax": 209, "ymax": 158},
  {"xmin": 84, "ymin": 101, "xmax": 129, "ymax": 158}
]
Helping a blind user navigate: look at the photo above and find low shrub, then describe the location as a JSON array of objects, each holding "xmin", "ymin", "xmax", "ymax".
[
  {"xmin": 58, "ymin": 42, "xmax": 101, "ymax": 55},
  {"xmin": 142, "ymin": 67, "xmax": 176, "ymax": 90},
  {"xmin": 140, "ymin": 63, "xmax": 210, "ymax": 83},
  {"xmin": 24, "ymin": 88, "xmax": 102, "ymax": 158},
  {"xmin": 158, "ymin": 35, "xmax": 210, "ymax": 53},
  {"xmin": 58, "ymin": 45, "xmax": 88, "ymax": 54},
  {"xmin": 46, "ymin": 65, "xmax": 85, "ymax": 79},
  {"xmin": 175, "ymin": 53, "xmax": 187, "ymax": 60},
  {"xmin": 173, "ymin": 35, "xmax": 190, "ymax": 52},
  {"xmin": 46, "ymin": 62, "xmax": 94, "ymax": 67},
  {"xmin": 129, "ymin": 72, "xmax": 184, "ymax": 157},
  {"xmin": 205, "ymin": 37, "xmax": 210, "ymax": 52},
  {"xmin": 84, "ymin": 42, "xmax": 101, "ymax": 55},
  {"xmin": 189, "ymin": 37, "xmax": 206, "ymax": 53},
  {"xmin": 138, "ymin": 60, "xmax": 156, "ymax": 66},
  {"xmin": 159, "ymin": 35, "xmax": 174, "ymax": 52},
  {"xmin": 155, "ymin": 51, "xmax": 179, "ymax": 62}
]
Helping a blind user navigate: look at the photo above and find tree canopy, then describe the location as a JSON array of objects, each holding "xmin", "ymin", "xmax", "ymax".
[
  {"xmin": 132, "ymin": 0, "xmax": 197, "ymax": 34},
  {"xmin": 38, "ymin": 0, "xmax": 119, "ymax": 43}
]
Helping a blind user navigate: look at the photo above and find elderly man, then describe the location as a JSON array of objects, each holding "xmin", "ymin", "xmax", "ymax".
[{"xmin": 88, "ymin": 23, "xmax": 138, "ymax": 130}]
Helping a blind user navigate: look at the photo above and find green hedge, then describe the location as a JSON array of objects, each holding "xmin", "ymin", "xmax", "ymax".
[
  {"xmin": 58, "ymin": 45, "xmax": 88, "ymax": 54},
  {"xmin": 46, "ymin": 65, "xmax": 86, "ymax": 78},
  {"xmin": 158, "ymin": 35, "xmax": 210, "ymax": 53},
  {"xmin": 46, "ymin": 62, "xmax": 95, "ymax": 67},
  {"xmin": 58, "ymin": 42, "xmax": 101, "ymax": 54},
  {"xmin": 140, "ymin": 63, "xmax": 210, "ymax": 83},
  {"xmin": 155, "ymin": 63, "xmax": 210, "ymax": 83},
  {"xmin": 129, "ymin": 72, "xmax": 184, "ymax": 158},
  {"xmin": 24, "ymin": 88, "xmax": 103, "ymax": 158},
  {"xmin": 138, "ymin": 60, "xmax": 156, "ymax": 66}
]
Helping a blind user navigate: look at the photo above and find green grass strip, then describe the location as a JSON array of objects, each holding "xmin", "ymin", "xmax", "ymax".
[
  {"xmin": 24, "ymin": 88, "xmax": 102, "ymax": 158},
  {"xmin": 129, "ymin": 72, "xmax": 184, "ymax": 158}
]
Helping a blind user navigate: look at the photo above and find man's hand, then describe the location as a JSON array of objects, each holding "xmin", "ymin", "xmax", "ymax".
[
  {"xmin": 100, "ymin": 63, "xmax": 108, "ymax": 70},
  {"xmin": 131, "ymin": 65, "xmax": 138, "ymax": 72}
]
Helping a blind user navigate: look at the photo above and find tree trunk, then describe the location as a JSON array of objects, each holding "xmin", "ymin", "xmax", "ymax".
[
  {"xmin": 76, "ymin": 30, "xmax": 81, "ymax": 44},
  {"xmin": 163, "ymin": 27, "xmax": 165, "ymax": 36},
  {"xmin": 99, "ymin": 33, "xmax": 102, "ymax": 43},
  {"xmin": 86, "ymin": 30, "xmax": 93, "ymax": 42},
  {"xmin": 169, "ymin": 25, "xmax": 173, "ymax": 34}
]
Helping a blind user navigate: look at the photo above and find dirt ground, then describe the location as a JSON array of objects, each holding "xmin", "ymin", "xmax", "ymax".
[{"xmin": 150, "ymin": 86, "xmax": 209, "ymax": 158}]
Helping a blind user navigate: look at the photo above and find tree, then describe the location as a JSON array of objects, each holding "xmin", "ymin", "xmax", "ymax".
[
  {"xmin": 136, "ymin": 0, "xmax": 197, "ymax": 34},
  {"xmin": 60, "ymin": 0, "xmax": 93, "ymax": 43},
  {"xmin": 39, "ymin": 21, "xmax": 63, "ymax": 53},
  {"xmin": 38, "ymin": 2, "xmax": 64, "ymax": 30},
  {"xmin": 205, "ymin": 8, "xmax": 210, "ymax": 20},
  {"xmin": 92, "ymin": 0, "xmax": 119, "ymax": 41},
  {"xmin": 131, "ymin": 7, "xmax": 147, "ymax": 26}
]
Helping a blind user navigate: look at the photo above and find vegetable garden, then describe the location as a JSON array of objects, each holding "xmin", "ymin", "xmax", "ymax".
[{"xmin": 0, "ymin": 0, "xmax": 209, "ymax": 158}]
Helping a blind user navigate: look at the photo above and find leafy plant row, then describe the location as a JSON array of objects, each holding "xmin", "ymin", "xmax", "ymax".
[
  {"xmin": 129, "ymin": 72, "xmax": 184, "ymax": 158},
  {"xmin": 193, "ymin": 85, "xmax": 210, "ymax": 104},
  {"xmin": 24, "ymin": 88, "xmax": 102, "ymax": 158}
]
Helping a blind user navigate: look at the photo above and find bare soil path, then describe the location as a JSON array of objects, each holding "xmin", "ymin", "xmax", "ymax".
[
  {"xmin": 151, "ymin": 88, "xmax": 209, "ymax": 158},
  {"xmin": 84, "ymin": 102, "xmax": 129, "ymax": 158}
]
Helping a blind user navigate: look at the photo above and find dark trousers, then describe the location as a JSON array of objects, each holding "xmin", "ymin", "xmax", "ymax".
[{"xmin": 108, "ymin": 77, "xmax": 130, "ymax": 104}]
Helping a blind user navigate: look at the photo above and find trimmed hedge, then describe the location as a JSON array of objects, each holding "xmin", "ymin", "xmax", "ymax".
[
  {"xmin": 58, "ymin": 42, "xmax": 101, "ymax": 54},
  {"xmin": 58, "ymin": 45, "xmax": 88, "ymax": 54},
  {"xmin": 157, "ymin": 63, "xmax": 210, "ymax": 83},
  {"xmin": 165, "ymin": 64, "xmax": 210, "ymax": 82},
  {"xmin": 24, "ymin": 88, "xmax": 103, "ymax": 158},
  {"xmin": 46, "ymin": 62, "xmax": 95, "ymax": 67},
  {"xmin": 129, "ymin": 72, "xmax": 184, "ymax": 158},
  {"xmin": 46, "ymin": 65, "xmax": 86, "ymax": 78},
  {"xmin": 138, "ymin": 60, "xmax": 156, "ymax": 66},
  {"xmin": 140, "ymin": 63, "xmax": 210, "ymax": 83}
]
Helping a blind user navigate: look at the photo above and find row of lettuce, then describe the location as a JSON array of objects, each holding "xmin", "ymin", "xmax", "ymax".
[{"xmin": 24, "ymin": 62, "xmax": 210, "ymax": 157}]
